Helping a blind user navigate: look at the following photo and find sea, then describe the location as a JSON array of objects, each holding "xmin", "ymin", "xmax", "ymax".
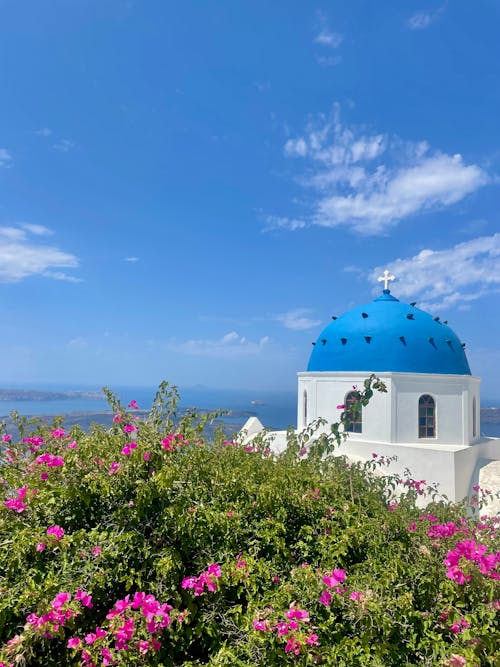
[
  {"xmin": 0, "ymin": 386, "xmax": 297, "ymax": 432},
  {"xmin": 0, "ymin": 385, "xmax": 499, "ymax": 438}
]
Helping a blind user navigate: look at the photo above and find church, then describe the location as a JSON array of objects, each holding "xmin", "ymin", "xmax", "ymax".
[{"xmin": 242, "ymin": 272, "xmax": 500, "ymax": 510}]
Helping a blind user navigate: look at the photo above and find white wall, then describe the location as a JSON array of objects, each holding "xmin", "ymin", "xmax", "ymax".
[{"xmin": 298, "ymin": 371, "xmax": 480, "ymax": 447}]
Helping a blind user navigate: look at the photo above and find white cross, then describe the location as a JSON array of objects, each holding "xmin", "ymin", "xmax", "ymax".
[{"xmin": 377, "ymin": 269, "xmax": 395, "ymax": 291}]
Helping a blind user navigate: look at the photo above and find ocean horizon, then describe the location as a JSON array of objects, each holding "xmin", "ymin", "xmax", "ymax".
[{"xmin": 0, "ymin": 384, "xmax": 499, "ymax": 438}]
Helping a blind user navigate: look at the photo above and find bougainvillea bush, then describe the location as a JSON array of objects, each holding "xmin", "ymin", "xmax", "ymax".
[{"xmin": 0, "ymin": 379, "xmax": 498, "ymax": 666}]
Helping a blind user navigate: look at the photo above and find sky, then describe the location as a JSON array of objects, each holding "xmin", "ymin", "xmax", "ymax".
[{"xmin": 0, "ymin": 0, "xmax": 499, "ymax": 398}]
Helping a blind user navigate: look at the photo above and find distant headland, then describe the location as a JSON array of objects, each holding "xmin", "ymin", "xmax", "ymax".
[{"xmin": 0, "ymin": 388, "xmax": 105, "ymax": 402}]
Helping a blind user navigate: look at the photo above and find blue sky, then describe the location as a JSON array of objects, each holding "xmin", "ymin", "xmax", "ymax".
[{"xmin": 0, "ymin": 0, "xmax": 499, "ymax": 398}]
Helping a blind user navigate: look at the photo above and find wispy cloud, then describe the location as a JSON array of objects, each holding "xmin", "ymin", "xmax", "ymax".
[
  {"xmin": 276, "ymin": 308, "xmax": 321, "ymax": 330},
  {"xmin": 35, "ymin": 127, "xmax": 52, "ymax": 137},
  {"xmin": 408, "ymin": 3, "xmax": 447, "ymax": 30},
  {"xmin": 22, "ymin": 223, "xmax": 53, "ymax": 236},
  {"xmin": 168, "ymin": 331, "xmax": 270, "ymax": 358},
  {"xmin": 0, "ymin": 148, "xmax": 12, "ymax": 168},
  {"xmin": 371, "ymin": 233, "xmax": 500, "ymax": 311},
  {"xmin": 124, "ymin": 256, "xmax": 140, "ymax": 263},
  {"xmin": 314, "ymin": 11, "xmax": 343, "ymax": 48},
  {"xmin": 67, "ymin": 336, "xmax": 88, "ymax": 349},
  {"xmin": 53, "ymin": 139, "xmax": 76, "ymax": 152},
  {"xmin": 273, "ymin": 105, "xmax": 489, "ymax": 235},
  {"xmin": 0, "ymin": 224, "xmax": 80, "ymax": 283}
]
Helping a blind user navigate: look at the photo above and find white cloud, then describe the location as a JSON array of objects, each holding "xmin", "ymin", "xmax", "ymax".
[
  {"xmin": 169, "ymin": 331, "xmax": 270, "ymax": 358},
  {"xmin": 53, "ymin": 139, "xmax": 76, "ymax": 152},
  {"xmin": 35, "ymin": 128, "xmax": 52, "ymax": 137},
  {"xmin": 316, "ymin": 55, "xmax": 342, "ymax": 67},
  {"xmin": 0, "ymin": 148, "xmax": 12, "ymax": 168},
  {"xmin": 263, "ymin": 215, "xmax": 306, "ymax": 232},
  {"xmin": 371, "ymin": 233, "xmax": 500, "ymax": 310},
  {"xmin": 408, "ymin": 4, "xmax": 446, "ymax": 30},
  {"xmin": 276, "ymin": 308, "xmax": 321, "ymax": 331},
  {"xmin": 314, "ymin": 11, "xmax": 343, "ymax": 48},
  {"xmin": 124, "ymin": 256, "xmax": 140, "ymax": 263},
  {"xmin": 22, "ymin": 224, "xmax": 53, "ymax": 236},
  {"xmin": 67, "ymin": 336, "xmax": 88, "ymax": 349},
  {"xmin": 0, "ymin": 224, "xmax": 79, "ymax": 283},
  {"xmin": 273, "ymin": 106, "xmax": 489, "ymax": 234}
]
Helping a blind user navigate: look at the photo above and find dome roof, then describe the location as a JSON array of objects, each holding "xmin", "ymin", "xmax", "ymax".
[{"xmin": 307, "ymin": 291, "xmax": 471, "ymax": 375}]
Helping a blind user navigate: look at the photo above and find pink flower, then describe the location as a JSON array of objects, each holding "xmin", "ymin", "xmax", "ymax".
[
  {"xmin": 408, "ymin": 522, "xmax": 417, "ymax": 533},
  {"xmin": 121, "ymin": 445, "xmax": 132, "ymax": 456},
  {"xmin": 123, "ymin": 424, "xmax": 137, "ymax": 434},
  {"xmin": 36, "ymin": 542, "xmax": 46, "ymax": 552},
  {"xmin": 51, "ymin": 428, "xmax": 66, "ymax": 438},
  {"xmin": 285, "ymin": 607, "xmax": 309, "ymax": 621},
  {"xmin": 284, "ymin": 637, "xmax": 301, "ymax": 655},
  {"xmin": 47, "ymin": 525, "xmax": 64, "ymax": 541},
  {"xmin": 40, "ymin": 472, "xmax": 49, "ymax": 481},
  {"xmin": 109, "ymin": 461, "xmax": 120, "ymax": 475},
  {"xmin": 143, "ymin": 451, "xmax": 151, "ymax": 461},
  {"xmin": 323, "ymin": 569, "xmax": 346, "ymax": 589},
  {"xmin": 306, "ymin": 632, "xmax": 319, "ymax": 646},
  {"xmin": 349, "ymin": 591, "xmax": 364, "ymax": 601},
  {"xmin": 91, "ymin": 546, "xmax": 102, "ymax": 557},
  {"xmin": 67, "ymin": 440, "xmax": 77, "ymax": 449},
  {"xmin": 336, "ymin": 404, "xmax": 345, "ymax": 409},
  {"xmin": 75, "ymin": 589, "xmax": 93, "ymax": 608},
  {"xmin": 388, "ymin": 501, "xmax": 398, "ymax": 512},
  {"xmin": 112, "ymin": 414, "xmax": 123, "ymax": 423},
  {"xmin": 4, "ymin": 486, "xmax": 28, "ymax": 513},
  {"xmin": 319, "ymin": 590, "xmax": 332, "ymax": 606},
  {"xmin": 253, "ymin": 620, "xmax": 267, "ymax": 631},
  {"xmin": 51, "ymin": 592, "xmax": 70, "ymax": 610},
  {"xmin": 2, "ymin": 434, "xmax": 12, "ymax": 442},
  {"xmin": 444, "ymin": 656, "xmax": 467, "ymax": 667},
  {"xmin": 67, "ymin": 637, "xmax": 81, "ymax": 649},
  {"xmin": 137, "ymin": 640, "xmax": 149, "ymax": 655},
  {"xmin": 128, "ymin": 400, "xmax": 139, "ymax": 409}
]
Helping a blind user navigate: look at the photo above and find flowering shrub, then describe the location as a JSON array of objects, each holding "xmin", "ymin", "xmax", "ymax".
[{"xmin": 0, "ymin": 379, "xmax": 498, "ymax": 665}]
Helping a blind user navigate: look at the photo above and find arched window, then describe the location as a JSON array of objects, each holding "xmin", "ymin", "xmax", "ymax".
[
  {"xmin": 303, "ymin": 390, "xmax": 308, "ymax": 425},
  {"xmin": 472, "ymin": 397, "xmax": 477, "ymax": 438},
  {"xmin": 345, "ymin": 391, "xmax": 362, "ymax": 433},
  {"xmin": 418, "ymin": 394, "xmax": 435, "ymax": 438}
]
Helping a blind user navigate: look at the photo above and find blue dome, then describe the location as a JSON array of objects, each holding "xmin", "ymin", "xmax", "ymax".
[{"xmin": 307, "ymin": 291, "xmax": 471, "ymax": 375}]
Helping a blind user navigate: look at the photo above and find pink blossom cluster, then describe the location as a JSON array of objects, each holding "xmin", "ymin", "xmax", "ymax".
[
  {"xmin": 319, "ymin": 568, "xmax": 346, "ymax": 606},
  {"xmin": 404, "ymin": 478, "xmax": 427, "ymax": 495},
  {"xmin": 46, "ymin": 525, "xmax": 65, "ymax": 541},
  {"xmin": 428, "ymin": 522, "xmax": 461, "ymax": 539},
  {"xmin": 162, "ymin": 433, "xmax": 188, "ymax": 451},
  {"xmin": 4, "ymin": 486, "xmax": 28, "ymax": 513},
  {"xmin": 22, "ymin": 436, "xmax": 45, "ymax": 452},
  {"xmin": 253, "ymin": 604, "xmax": 319, "ymax": 656},
  {"xmin": 123, "ymin": 424, "xmax": 138, "ymax": 434},
  {"xmin": 67, "ymin": 592, "xmax": 172, "ymax": 665},
  {"xmin": 444, "ymin": 539, "xmax": 500, "ymax": 584},
  {"xmin": 35, "ymin": 453, "xmax": 64, "ymax": 467},
  {"xmin": 121, "ymin": 442, "xmax": 137, "ymax": 456},
  {"xmin": 51, "ymin": 428, "xmax": 66, "ymax": 438},
  {"xmin": 25, "ymin": 591, "xmax": 84, "ymax": 639},
  {"xmin": 181, "ymin": 563, "xmax": 222, "ymax": 596}
]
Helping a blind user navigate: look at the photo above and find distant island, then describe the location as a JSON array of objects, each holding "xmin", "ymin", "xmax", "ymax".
[{"xmin": 0, "ymin": 388, "xmax": 105, "ymax": 402}]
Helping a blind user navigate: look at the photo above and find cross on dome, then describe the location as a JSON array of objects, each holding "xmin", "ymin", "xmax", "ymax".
[{"xmin": 377, "ymin": 269, "xmax": 396, "ymax": 291}]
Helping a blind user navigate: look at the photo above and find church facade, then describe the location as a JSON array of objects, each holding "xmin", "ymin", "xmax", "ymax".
[{"xmin": 242, "ymin": 275, "xmax": 500, "ymax": 508}]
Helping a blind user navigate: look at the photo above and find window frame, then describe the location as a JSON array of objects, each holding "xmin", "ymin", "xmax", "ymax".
[
  {"xmin": 345, "ymin": 390, "xmax": 362, "ymax": 434},
  {"xmin": 418, "ymin": 394, "xmax": 436, "ymax": 439}
]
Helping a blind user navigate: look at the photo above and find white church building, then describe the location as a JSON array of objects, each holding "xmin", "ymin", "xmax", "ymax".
[{"xmin": 242, "ymin": 273, "xmax": 500, "ymax": 509}]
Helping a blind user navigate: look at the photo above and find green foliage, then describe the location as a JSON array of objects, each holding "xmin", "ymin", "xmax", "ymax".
[{"xmin": 0, "ymin": 378, "xmax": 498, "ymax": 666}]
